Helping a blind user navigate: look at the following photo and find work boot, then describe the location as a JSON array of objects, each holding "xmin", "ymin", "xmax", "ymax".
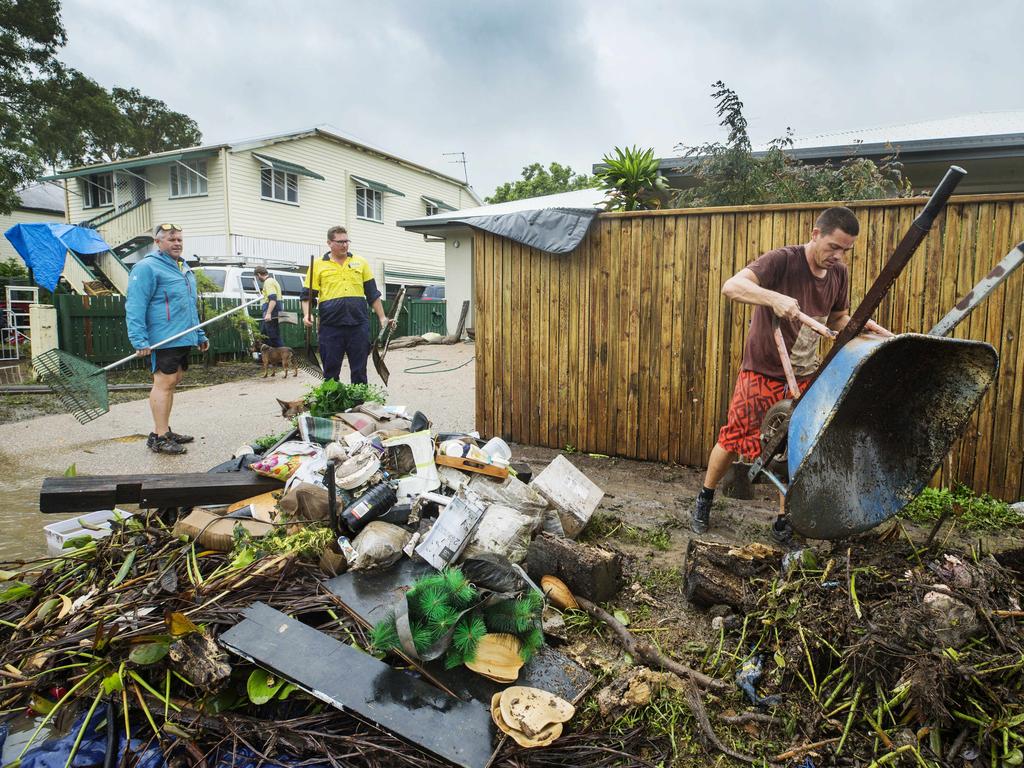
[
  {"xmin": 165, "ymin": 428, "xmax": 194, "ymax": 444},
  {"xmin": 769, "ymin": 515, "xmax": 793, "ymax": 545},
  {"xmin": 148, "ymin": 432, "xmax": 187, "ymax": 455},
  {"xmin": 691, "ymin": 493, "xmax": 713, "ymax": 534}
]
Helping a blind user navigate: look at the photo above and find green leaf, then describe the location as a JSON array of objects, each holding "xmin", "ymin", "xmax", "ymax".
[
  {"xmin": 0, "ymin": 581, "xmax": 34, "ymax": 603},
  {"xmin": 129, "ymin": 641, "xmax": 169, "ymax": 665},
  {"xmin": 110, "ymin": 549, "xmax": 137, "ymax": 588},
  {"xmin": 613, "ymin": 609, "xmax": 630, "ymax": 626},
  {"xmin": 64, "ymin": 463, "xmax": 77, "ymax": 477},
  {"xmin": 1005, "ymin": 748, "xmax": 1023, "ymax": 767},
  {"xmin": 278, "ymin": 683, "xmax": 297, "ymax": 700},
  {"xmin": 773, "ymin": 651, "xmax": 786, "ymax": 668},
  {"xmin": 101, "ymin": 670, "xmax": 123, "ymax": 694},
  {"xmin": 62, "ymin": 534, "xmax": 94, "ymax": 551},
  {"xmin": 247, "ymin": 668, "xmax": 284, "ymax": 705},
  {"xmin": 29, "ymin": 693, "xmax": 56, "ymax": 715}
]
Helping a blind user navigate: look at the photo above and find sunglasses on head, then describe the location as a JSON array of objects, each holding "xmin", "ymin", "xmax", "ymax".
[{"xmin": 158, "ymin": 223, "xmax": 182, "ymax": 232}]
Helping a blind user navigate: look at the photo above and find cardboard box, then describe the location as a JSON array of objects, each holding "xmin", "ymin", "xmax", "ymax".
[
  {"xmin": 529, "ymin": 455, "xmax": 604, "ymax": 539},
  {"xmin": 173, "ymin": 508, "xmax": 274, "ymax": 552}
]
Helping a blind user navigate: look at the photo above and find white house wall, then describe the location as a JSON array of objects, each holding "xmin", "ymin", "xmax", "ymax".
[{"xmin": 225, "ymin": 134, "xmax": 469, "ymax": 283}]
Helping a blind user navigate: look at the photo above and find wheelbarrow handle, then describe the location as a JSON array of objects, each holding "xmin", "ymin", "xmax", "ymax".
[
  {"xmin": 771, "ymin": 313, "xmax": 838, "ymax": 398},
  {"xmin": 916, "ymin": 166, "xmax": 966, "ymax": 232}
]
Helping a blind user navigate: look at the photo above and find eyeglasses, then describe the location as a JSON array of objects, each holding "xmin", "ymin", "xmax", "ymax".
[
  {"xmin": 330, "ymin": 239, "xmax": 350, "ymax": 245},
  {"xmin": 157, "ymin": 223, "xmax": 182, "ymax": 232}
]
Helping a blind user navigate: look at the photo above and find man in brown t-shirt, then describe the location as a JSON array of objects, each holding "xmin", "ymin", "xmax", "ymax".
[{"xmin": 691, "ymin": 207, "xmax": 860, "ymax": 538}]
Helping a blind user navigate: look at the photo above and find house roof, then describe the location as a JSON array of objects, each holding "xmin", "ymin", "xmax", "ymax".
[
  {"xmin": 40, "ymin": 125, "xmax": 481, "ymax": 202},
  {"xmin": 16, "ymin": 183, "xmax": 65, "ymax": 214},
  {"xmin": 398, "ymin": 187, "xmax": 606, "ymax": 231}
]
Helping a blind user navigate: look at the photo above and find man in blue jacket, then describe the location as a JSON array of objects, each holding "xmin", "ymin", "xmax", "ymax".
[{"xmin": 125, "ymin": 224, "xmax": 209, "ymax": 455}]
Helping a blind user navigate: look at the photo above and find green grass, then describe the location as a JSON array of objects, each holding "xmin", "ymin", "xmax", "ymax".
[
  {"xmin": 580, "ymin": 512, "xmax": 672, "ymax": 550},
  {"xmin": 900, "ymin": 485, "xmax": 1023, "ymax": 532}
]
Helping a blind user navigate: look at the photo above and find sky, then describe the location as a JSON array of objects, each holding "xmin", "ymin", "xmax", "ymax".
[{"xmin": 57, "ymin": 0, "xmax": 1023, "ymax": 198}]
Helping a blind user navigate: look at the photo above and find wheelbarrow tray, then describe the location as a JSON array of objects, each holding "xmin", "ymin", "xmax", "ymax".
[{"xmin": 786, "ymin": 333, "xmax": 997, "ymax": 539}]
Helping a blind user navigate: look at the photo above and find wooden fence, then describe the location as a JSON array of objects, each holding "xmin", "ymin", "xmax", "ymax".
[
  {"xmin": 54, "ymin": 296, "xmax": 446, "ymax": 366},
  {"xmin": 473, "ymin": 193, "xmax": 1024, "ymax": 502}
]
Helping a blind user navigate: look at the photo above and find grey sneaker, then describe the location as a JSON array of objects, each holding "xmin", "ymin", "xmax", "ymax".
[
  {"xmin": 149, "ymin": 432, "xmax": 187, "ymax": 455},
  {"xmin": 770, "ymin": 516, "xmax": 793, "ymax": 545},
  {"xmin": 165, "ymin": 428, "xmax": 194, "ymax": 444},
  {"xmin": 691, "ymin": 494, "xmax": 712, "ymax": 534}
]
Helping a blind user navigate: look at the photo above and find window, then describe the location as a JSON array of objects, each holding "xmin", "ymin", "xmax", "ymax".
[
  {"xmin": 169, "ymin": 160, "xmax": 208, "ymax": 198},
  {"xmin": 356, "ymin": 186, "xmax": 382, "ymax": 222},
  {"xmin": 83, "ymin": 173, "xmax": 113, "ymax": 208},
  {"xmin": 261, "ymin": 169, "xmax": 298, "ymax": 204},
  {"xmin": 196, "ymin": 268, "xmax": 226, "ymax": 291},
  {"xmin": 240, "ymin": 273, "xmax": 259, "ymax": 293},
  {"xmin": 425, "ymin": 202, "xmax": 439, "ymax": 217},
  {"xmin": 274, "ymin": 273, "xmax": 304, "ymax": 296}
]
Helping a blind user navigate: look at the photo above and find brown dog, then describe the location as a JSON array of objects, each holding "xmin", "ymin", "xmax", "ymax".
[
  {"xmin": 259, "ymin": 344, "xmax": 298, "ymax": 377},
  {"xmin": 276, "ymin": 397, "xmax": 305, "ymax": 417}
]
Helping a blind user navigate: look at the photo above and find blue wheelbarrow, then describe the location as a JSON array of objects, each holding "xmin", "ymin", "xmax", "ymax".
[{"xmin": 752, "ymin": 240, "xmax": 1023, "ymax": 540}]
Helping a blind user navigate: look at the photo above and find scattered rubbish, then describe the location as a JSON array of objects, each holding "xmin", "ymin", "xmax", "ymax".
[
  {"xmin": 465, "ymin": 632, "xmax": 524, "ymax": 682},
  {"xmin": 541, "ymin": 575, "xmax": 579, "ymax": 610},
  {"xmin": 173, "ymin": 507, "xmax": 273, "ymax": 551},
  {"xmin": 530, "ymin": 454, "xmax": 604, "ymax": 538},
  {"xmin": 735, "ymin": 655, "xmax": 783, "ymax": 708},
  {"xmin": 461, "ymin": 503, "xmax": 536, "ymax": 563},
  {"xmin": 341, "ymin": 481, "xmax": 398, "ymax": 534},
  {"xmin": 348, "ymin": 521, "xmax": 410, "ymax": 570},
  {"xmin": 490, "ymin": 686, "xmax": 575, "ymax": 748},
  {"xmin": 43, "ymin": 509, "xmax": 133, "ymax": 555},
  {"xmin": 414, "ymin": 488, "xmax": 488, "ymax": 569}
]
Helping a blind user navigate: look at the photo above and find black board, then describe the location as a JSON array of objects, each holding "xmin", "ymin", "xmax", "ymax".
[{"xmin": 220, "ymin": 602, "xmax": 496, "ymax": 768}]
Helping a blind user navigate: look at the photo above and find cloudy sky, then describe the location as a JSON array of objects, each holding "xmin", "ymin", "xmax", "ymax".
[{"xmin": 58, "ymin": 0, "xmax": 1021, "ymax": 198}]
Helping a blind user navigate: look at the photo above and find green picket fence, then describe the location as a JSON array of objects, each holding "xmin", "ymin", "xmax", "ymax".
[{"xmin": 53, "ymin": 295, "xmax": 446, "ymax": 364}]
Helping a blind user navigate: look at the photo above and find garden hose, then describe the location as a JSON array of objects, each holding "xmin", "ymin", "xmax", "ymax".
[{"xmin": 403, "ymin": 356, "xmax": 476, "ymax": 375}]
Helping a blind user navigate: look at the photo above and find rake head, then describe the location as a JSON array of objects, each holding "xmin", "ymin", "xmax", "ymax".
[
  {"xmin": 33, "ymin": 349, "xmax": 109, "ymax": 424},
  {"xmin": 297, "ymin": 349, "xmax": 323, "ymax": 379}
]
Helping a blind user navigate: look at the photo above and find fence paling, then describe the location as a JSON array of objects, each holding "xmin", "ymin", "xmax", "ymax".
[{"xmin": 473, "ymin": 194, "xmax": 1024, "ymax": 501}]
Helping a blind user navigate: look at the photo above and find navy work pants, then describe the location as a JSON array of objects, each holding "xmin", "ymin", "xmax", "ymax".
[
  {"xmin": 318, "ymin": 323, "xmax": 371, "ymax": 383},
  {"xmin": 260, "ymin": 318, "xmax": 283, "ymax": 348}
]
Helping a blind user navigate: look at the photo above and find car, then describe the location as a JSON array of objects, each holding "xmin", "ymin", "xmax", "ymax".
[
  {"xmin": 420, "ymin": 284, "xmax": 445, "ymax": 301},
  {"xmin": 194, "ymin": 265, "xmax": 307, "ymax": 300}
]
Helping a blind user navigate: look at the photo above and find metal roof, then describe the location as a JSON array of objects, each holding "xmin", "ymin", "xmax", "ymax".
[{"xmin": 16, "ymin": 183, "xmax": 65, "ymax": 213}]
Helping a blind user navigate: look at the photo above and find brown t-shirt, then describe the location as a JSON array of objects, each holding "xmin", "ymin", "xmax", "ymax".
[{"xmin": 741, "ymin": 245, "xmax": 849, "ymax": 380}]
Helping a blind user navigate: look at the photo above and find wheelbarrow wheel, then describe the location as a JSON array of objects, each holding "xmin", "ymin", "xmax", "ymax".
[{"xmin": 760, "ymin": 398, "xmax": 794, "ymax": 480}]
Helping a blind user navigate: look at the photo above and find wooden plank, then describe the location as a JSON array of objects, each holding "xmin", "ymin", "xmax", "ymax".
[
  {"xmin": 669, "ymin": 215, "xmax": 687, "ymax": 463},
  {"xmin": 644, "ymin": 217, "xmax": 663, "ymax": 461},
  {"xmin": 501, "ymin": 234, "xmax": 513, "ymax": 440},
  {"xmin": 970, "ymin": 201, "xmax": 1001, "ymax": 491},
  {"xmin": 566, "ymin": 226, "xmax": 582, "ymax": 452},
  {"xmin": 689, "ymin": 215, "xmax": 712, "ymax": 464},
  {"xmin": 538, "ymin": 250, "xmax": 550, "ymax": 448},
  {"xmin": 953, "ymin": 202, "xmax": 981, "ymax": 486},
  {"xmin": 999, "ymin": 202, "xmax": 1024, "ymax": 498},
  {"xmin": 630, "ymin": 217, "xmax": 651, "ymax": 458},
  {"xmin": 514, "ymin": 240, "xmax": 526, "ymax": 444},
  {"xmin": 40, "ymin": 471, "xmax": 282, "ymax": 513},
  {"xmin": 701, "ymin": 213, "xmax": 725, "ymax": 464},
  {"xmin": 657, "ymin": 217, "xmax": 676, "ymax": 463},
  {"xmin": 220, "ymin": 602, "xmax": 496, "ymax": 768},
  {"xmin": 473, "ymin": 233, "xmax": 487, "ymax": 435}
]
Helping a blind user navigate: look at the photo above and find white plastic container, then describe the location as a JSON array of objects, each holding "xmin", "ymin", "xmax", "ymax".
[{"xmin": 44, "ymin": 509, "xmax": 133, "ymax": 556}]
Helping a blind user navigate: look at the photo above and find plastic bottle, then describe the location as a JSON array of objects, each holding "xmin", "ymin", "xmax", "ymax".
[{"xmin": 341, "ymin": 482, "xmax": 398, "ymax": 534}]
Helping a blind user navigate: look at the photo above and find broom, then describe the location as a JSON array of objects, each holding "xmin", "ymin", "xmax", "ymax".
[
  {"xmin": 33, "ymin": 296, "xmax": 262, "ymax": 424},
  {"xmin": 298, "ymin": 254, "xmax": 324, "ymax": 378}
]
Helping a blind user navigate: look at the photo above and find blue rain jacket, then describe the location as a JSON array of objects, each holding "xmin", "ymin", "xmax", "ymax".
[{"xmin": 125, "ymin": 250, "xmax": 207, "ymax": 350}]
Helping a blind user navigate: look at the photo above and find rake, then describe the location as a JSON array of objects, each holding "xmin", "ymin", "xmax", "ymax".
[
  {"xmin": 33, "ymin": 296, "xmax": 262, "ymax": 424},
  {"xmin": 298, "ymin": 254, "xmax": 324, "ymax": 379}
]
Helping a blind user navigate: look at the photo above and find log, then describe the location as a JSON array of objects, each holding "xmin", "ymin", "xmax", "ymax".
[
  {"xmin": 443, "ymin": 300, "xmax": 470, "ymax": 344},
  {"xmin": 682, "ymin": 539, "xmax": 781, "ymax": 611},
  {"xmin": 524, "ymin": 533, "xmax": 623, "ymax": 602},
  {"xmin": 40, "ymin": 471, "xmax": 283, "ymax": 513}
]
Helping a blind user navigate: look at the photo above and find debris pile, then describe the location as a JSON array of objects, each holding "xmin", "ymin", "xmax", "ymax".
[
  {"xmin": 0, "ymin": 392, "xmax": 670, "ymax": 767},
  {"xmin": 678, "ymin": 538, "xmax": 1024, "ymax": 765}
]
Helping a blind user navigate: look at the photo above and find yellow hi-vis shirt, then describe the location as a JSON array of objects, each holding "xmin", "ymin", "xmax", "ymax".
[{"xmin": 304, "ymin": 254, "xmax": 381, "ymax": 327}]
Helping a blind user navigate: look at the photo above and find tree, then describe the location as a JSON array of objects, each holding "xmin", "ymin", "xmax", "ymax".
[
  {"xmin": 675, "ymin": 81, "xmax": 912, "ymax": 208},
  {"xmin": 0, "ymin": 0, "xmax": 203, "ymax": 214},
  {"xmin": 486, "ymin": 161, "xmax": 597, "ymax": 204}
]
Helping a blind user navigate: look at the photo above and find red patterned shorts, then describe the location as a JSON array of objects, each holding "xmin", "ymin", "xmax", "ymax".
[{"xmin": 717, "ymin": 370, "xmax": 812, "ymax": 459}]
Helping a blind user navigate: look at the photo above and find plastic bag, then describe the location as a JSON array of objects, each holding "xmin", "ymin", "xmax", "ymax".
[
  {"xmin": 349, "ymin": 521, "xmax": 411, "ymax": 571},
  {"xmin": 461, "ymin": 552, "xmax": 531, "ymax": 595},
  {"xmin": 466, "ymin": 474, "xmax": 548, "ymax": 533},
  {"xmin": 250, "ymin": 442, "xmax": 322, "ymax": 482},
  {"xmin": 460, "ymin": 503, "xmax": 535, "ymax": 563}
]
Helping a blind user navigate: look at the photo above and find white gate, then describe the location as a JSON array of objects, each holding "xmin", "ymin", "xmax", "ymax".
[{"xmin": 2, "ymin": 285, "xmax": 39, "ymax": 360}]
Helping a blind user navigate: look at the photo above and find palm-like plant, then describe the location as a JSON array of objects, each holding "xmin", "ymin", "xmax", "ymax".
[{"xmin": 595, "ymin": 145, "xmax": 670, "ymax": 211}]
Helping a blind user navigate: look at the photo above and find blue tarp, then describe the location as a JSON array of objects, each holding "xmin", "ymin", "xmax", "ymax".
[{"xmin": 3, "ymin": 223, "xmax": 111, "ymax": 292}]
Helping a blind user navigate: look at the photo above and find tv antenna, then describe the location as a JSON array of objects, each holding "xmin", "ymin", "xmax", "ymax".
[{"xmin": 443, "ymin": 151, "xmax": 468, "ymax": 184}]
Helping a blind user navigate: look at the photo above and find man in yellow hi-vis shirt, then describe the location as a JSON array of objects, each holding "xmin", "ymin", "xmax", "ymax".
[{"xmin": 301, "ymin": 225, "xmax": 390, "ymax": 382}]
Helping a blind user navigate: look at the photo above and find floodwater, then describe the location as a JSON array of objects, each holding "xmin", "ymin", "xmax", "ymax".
[{"xmin": 1, "ymin": 463, "xmax": 53, "ymax": 562}]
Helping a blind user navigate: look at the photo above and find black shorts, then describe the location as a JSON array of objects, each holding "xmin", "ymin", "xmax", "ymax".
[{"xmin": 152, "ymin": 346, "xmax": 191, "ymax": 375}]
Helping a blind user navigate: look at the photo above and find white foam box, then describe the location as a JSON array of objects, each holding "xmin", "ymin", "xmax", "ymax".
[
  {"xmin": 529, "ymin": 454, "xmax": 604, "ymax": 538},
  {"xmin": 44, "ymin": 509, "xmax": 134, "ymax": 556}
]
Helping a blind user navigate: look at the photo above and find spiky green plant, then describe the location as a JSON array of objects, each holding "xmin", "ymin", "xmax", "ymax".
[{"xmin": 595, "ymin": 145, "xmax": 670, "ymax": 211}]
